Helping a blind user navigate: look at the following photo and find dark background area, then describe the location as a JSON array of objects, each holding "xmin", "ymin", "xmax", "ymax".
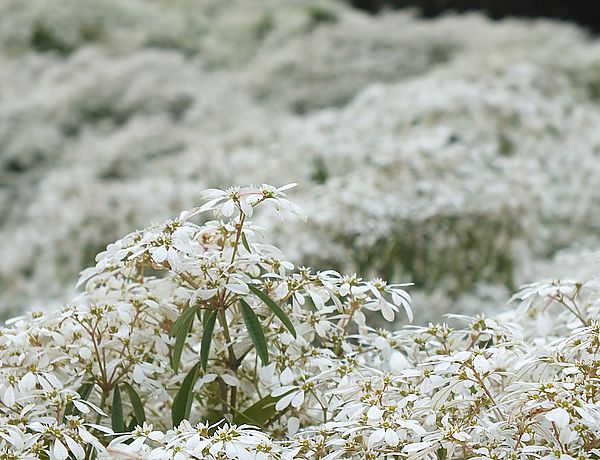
[{"xmin": 350, "ymin": 0, "xmax": 600, "ymax": 33}]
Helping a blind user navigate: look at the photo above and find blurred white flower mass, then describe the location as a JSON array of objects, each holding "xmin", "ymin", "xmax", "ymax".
[{"xmin": 1, "ymin": 2, "xmax": 600, "ymax": 319}]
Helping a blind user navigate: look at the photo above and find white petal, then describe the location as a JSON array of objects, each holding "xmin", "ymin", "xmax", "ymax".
[
  {"xmin": 275, "ymin": 391, "xmax": 297, "ymax": 411},
  {"xmin": 280, "ymin": 368, "xmax": 294, "ymax": 385},
  {"xmin": 385, "ymin": 429, "xmax": 399, "ymax": 447},
  {"xmin": 381, "ymin": 301, "xmax": 395, "ymax": 322},
  {"xmin": 54, "ymin": 439, "xmax": 69, "ymax": 460},
  {"xmin": 2, "ymin": 386, "xmax": 16, "ymax": 407},
  {"xmin": 222, "ymin": 199, "xmax": 236, "ymax": 217},
  {"xmin": 225, "ymin": 283, "xmax": 249, "ymax": 295},
  {"xmin": 368, "ymin": 430, "xmax": 385, "ymax": 448},
  {"xmin": 151, "ymin": 246, "xmax": 168, "ymax": 263},
  {"xmin": 167, "ymin": 247, "xmax": 182, "ymax": 272},
  {"xmin": 277, "ymin": 183, "xmax": 297, "ymax": 191},
  {"xmin": 78, "ymin": 347, "xmax": 93, "ymax": 360},
  {"xmin": 221, "ymin": 373, "xmax": 239, "ymax": 386},
  {"xmin": 239, "ymin": 198, "xmax": 253, "ymax": 217},
  {"xmin": 73, "ymin": 400, "xmax": 91, "ymax": 414},
  {"xmin": 19, "ymin": 372, "xmax": 36, "ymax": 392},
  {"xmin": 367, "ymin": 406, "xmax": 383, "ymax": 420},
  {"xmin": 64, "ymin": 435, "xmax": 85, "ymax": 459},
  {"xmin": 287, "ymin": 417, "xmax": 300, "ymax": 435},
  {"xmin": 291, "ymin": 390, "xmax": 305, "ymax": 408},
  {"xmin": 28, "ymin": 422, "xmax": 45, "ymax": 432},
  {"xmin": 133, "ymin": 365, "xmax": 145, "ymax": 384},
  {"xmin": 545, "ymin": 408, "xmax": 570, "ymax": 428},
  {"xmin": 473, "ymin": 355, "xmax": 490, "ymax": 373}
]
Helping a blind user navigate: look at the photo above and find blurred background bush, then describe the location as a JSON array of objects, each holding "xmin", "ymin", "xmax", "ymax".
[{"xmin": 1, "ymin": 0, "xmax": 599, "ymax": 322}]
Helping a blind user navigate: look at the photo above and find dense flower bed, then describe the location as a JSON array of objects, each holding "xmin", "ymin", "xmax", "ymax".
[
  {"xmin": 1, "ymin": 185, "xmax": 599, "ymax": 459},
  {"xmin": 2, "ymin": 0, "xmax": 600, "ymax": 457}
]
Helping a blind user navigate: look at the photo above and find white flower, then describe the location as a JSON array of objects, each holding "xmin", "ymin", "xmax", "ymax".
[{"xmin": 273, "ymin": 386, "xmax": 305, "ymax": 411}]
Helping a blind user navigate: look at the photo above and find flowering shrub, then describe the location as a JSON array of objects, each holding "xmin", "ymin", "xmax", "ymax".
[{"xmin": 1, "ymin": 184, "xmax": 600, "ymax": 459}]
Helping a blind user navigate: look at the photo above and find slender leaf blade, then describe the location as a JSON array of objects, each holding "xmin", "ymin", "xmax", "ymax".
[
  {"xmin": 111, "ymin": 385, "xmax": 125, "ymax": 433},
  {"xmin": 233, "ymin": 393, "xmax": 288, "ymax": 427},
  {"xmin": 168, "ymin": 305, "xmax": 198, "ymax": 338},
  {"xmin": 241, "ymin": 231, "xmax": 251, "ymax": 252},
  {"xmin": 248, "ymin": 285, "xmax": 296, "ymax": 338},
  {"xmin": 171, "ymin": 308, "xmax": 195, "ymax": 372},
  {"xmin": 78, "ymin": 382, "xmax": 95, "ymax": 400},
  {"xmin": 122, "ymin": 382, "xmax": 146, "ymax": 425},
  {"xmin": 171, "ymin": 361, "xmax": 200, "ymax": 427},
  {"xmin": 239, "ymin": 298, "xmax": 269, "ymax": 365},
  {"xmin": 127, "ymin": 417, "xmax": 138, "ymax": 432},
  {"xmin": 201, "ymin": 310, "xmax": 217, "ymax": 371}
]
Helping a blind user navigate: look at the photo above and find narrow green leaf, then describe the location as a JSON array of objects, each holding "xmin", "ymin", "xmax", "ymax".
[
  {"xmin": 78, "ymin": 382, "xmax": 95, "ymax": 400},
  {"xmin": 169, "ymin": 305, "xmax": 198, "ymax": 338},
  {"xmin": 248, "ymin": 285, "xmax": 297, "ymax": 338},
  {"xmin": 122, "ymin": 382, "xmax": 146, "ymax": 425},
  {"xmin": 241, "ymin": 231, "xmax": 251, "ymax": 252},
  {"xmin": 172, "ymin": 361, "xmax": 200, "ymax": 427},
  {"xmin": 202, "ymin": 308, "xmax": 212, "ymax": 327},
  {"xmin": 239, "ymin": 298, "xmax": 269, "ymax": 365},
  {"xmin": 171, "ymin": 308, "xmax": 195, "ymax": 372},
  {"xmin": 127, "ymin": 417, "xmax": 138, "ymax": 432},
  {"xmin": 111, "ymin": 385, "xmax": 125, "ymax": 433},
  {"xmin": 233, "ymin": 393, "xmax": 288, "ymax": 427},
  {"xmin": 201, "ymin": 310, "xmax": 217, "ymax": 371}
]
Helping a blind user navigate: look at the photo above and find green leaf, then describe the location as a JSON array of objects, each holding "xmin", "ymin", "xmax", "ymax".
[
  {"xmin": 239, "ymin": 298, "xmax": 269, "ymax": 365},
  {"xmin": 171, "ymin": 307, "xmax": 195, "ymax": 372},
  {"xmin": 241, "ymin": 231, "xmax": 251, "ymax": 252},
  {"xmin": 122, "ymin": 382, "xmax": 146, "ymax": 425},
  {"xmin": 201, "ymin": 310, "xmax": 217, "ymax": 371},
  {"xmin": 63, "ymin": 382, "xmax": 94, "ymax": 422},
  {"xmin": 111, "ymin": 385, "xmax": 125, "ymax": 433},
  {"xmin": 78, "ymin": 382, "xmax": 95, "ymax": 400},
  {"xmin": 202, "ymin": 307, "xmax": 212, "ymax": 327},
  {"xmin": 233, "ymin": 393, "xmax": 288, "ymax": 427},
  {"xmin": 127, "ymin": 417, "xmax": 138, "ymax": 432},
  {"xmin": 169, "ymin": 305, "xmax": 198, "ymax": 338},
  {"xmin": 172, "ymin": 361, "xmax": 200, "ymax": 427},
  {"xmin": 248, "ymin": 285, "xmax": 296, "ymax": 338}
]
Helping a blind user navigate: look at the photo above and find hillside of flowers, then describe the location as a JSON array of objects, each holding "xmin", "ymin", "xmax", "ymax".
[{"xmin": 2, "ymin": 0, "xmax": 600, "ymax": 321}]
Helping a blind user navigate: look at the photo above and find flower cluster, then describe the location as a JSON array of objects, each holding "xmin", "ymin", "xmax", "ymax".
[{"xmin": 1, "ymin": 185, "xmax": 600, "ymax": 459}]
